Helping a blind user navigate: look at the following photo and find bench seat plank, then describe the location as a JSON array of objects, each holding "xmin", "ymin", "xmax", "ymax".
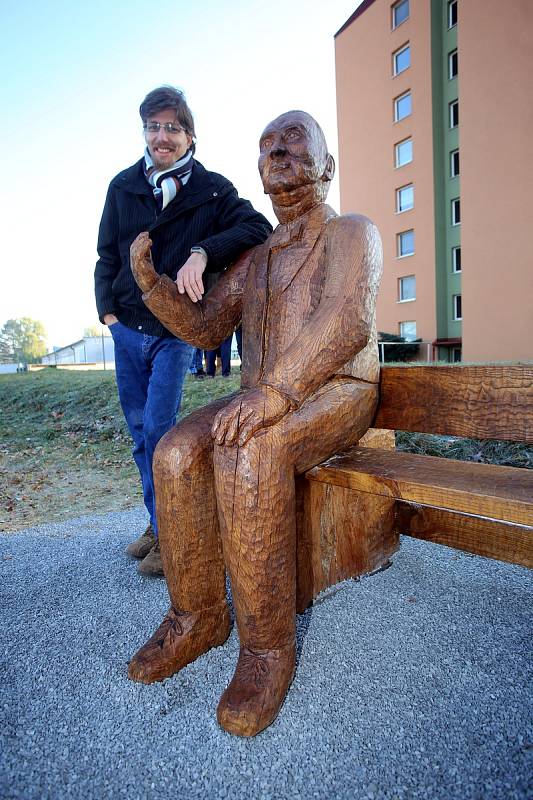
[
  {"xmin": 375, "ymin": 365, "xmax": 533, "ymax": 442},
  {"xmin": 396, "ymin": 503, "xmax": 533, "ymax": 568},
  {"xmin": 307, "ymin": 447, "xmax": 533, "ymax": 526}
]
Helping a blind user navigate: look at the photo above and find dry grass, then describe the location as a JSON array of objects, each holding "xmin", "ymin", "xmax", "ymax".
[
  {"xmin": 396, "ymin": 431, "xmax": 532, "ymax": 469},
  {"xmin": 0, "ymin": 369, "xmax": 240, "ymax": 531}
]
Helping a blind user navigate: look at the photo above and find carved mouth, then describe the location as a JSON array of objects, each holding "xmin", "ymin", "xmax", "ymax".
[{"xmin": 270, "ymin": 162, "xmax": 291, "ymax": 173}]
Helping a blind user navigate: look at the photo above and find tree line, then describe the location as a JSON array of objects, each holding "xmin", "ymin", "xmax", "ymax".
[
  {"xmin": 0, "ymin": 319, "xmax": 107, "ymax": 364},
  {"xmin": 0, "ymin": 318, "xmax": 47, "ymax": 364}
]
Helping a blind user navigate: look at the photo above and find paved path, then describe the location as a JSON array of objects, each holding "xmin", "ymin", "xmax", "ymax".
[{"xmin": 1, "ymin": 507, "xmax": 531, "ymax": 800}]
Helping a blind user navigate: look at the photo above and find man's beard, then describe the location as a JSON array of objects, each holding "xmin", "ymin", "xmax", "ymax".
[{"xmin": 152, "ymin": 154, "xmax": 176, "ymax": 170}]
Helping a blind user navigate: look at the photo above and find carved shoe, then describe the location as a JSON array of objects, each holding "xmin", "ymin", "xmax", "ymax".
[
  {"xmin": 126, "ymin": 524, "xmax": 156, "ymax": 559},
  {"xmin": 137, "ymin": 541, "xmax": 164, "ymax": 577},
  {"xmin": 128, "ymin": 604, "xmax": 232, "ymax": 684},
  {"xmin": 216, "ymin": 642, "xmax": 296, "ymax": 737}
]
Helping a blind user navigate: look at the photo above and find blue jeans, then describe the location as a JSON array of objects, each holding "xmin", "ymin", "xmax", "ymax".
[{"xmin": 110, "ymin": 321, "xmax": 193, "ymax": 533}]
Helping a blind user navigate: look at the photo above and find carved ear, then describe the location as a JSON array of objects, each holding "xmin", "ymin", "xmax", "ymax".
[{"xmin": 322, "ymin": 154, "xmax": 335, "ymax": 182}]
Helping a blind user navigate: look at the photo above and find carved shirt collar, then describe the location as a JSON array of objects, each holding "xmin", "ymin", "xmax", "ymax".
[{"xmin": 268, "ymin": 203, "xmax": 337, "ymax": 250}]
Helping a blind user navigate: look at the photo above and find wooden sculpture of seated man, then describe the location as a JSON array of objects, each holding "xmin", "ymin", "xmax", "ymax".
[{"xmin": 128, "ymin": 110, "xmax": 383, "ymax": 737}]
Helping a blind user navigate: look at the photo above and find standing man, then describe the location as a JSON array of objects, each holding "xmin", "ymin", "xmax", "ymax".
[{"xmin": 94, "ymin": 86, "xmax": 271, "ymax": 576}]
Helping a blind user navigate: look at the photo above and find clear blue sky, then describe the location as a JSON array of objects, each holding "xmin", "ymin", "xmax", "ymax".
[{"xmin": 1, "ymin": 0, "xmax": 362, "ymax": 349}]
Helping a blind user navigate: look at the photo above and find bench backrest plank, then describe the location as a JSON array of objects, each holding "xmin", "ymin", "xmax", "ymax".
[{"xmin": 375, "ymin": 365, "xmax": 533, "ymax": 443}]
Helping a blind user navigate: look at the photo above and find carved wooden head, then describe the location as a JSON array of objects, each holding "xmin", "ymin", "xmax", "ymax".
[{"xmin": 258, "ymin": 111, "xmax": 335, "ymax": 203}]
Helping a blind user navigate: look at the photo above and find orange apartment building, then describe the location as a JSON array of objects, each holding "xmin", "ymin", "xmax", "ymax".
[{"xmin": 335, "ymin": 0, "xmax": 533, "ymax": 362}]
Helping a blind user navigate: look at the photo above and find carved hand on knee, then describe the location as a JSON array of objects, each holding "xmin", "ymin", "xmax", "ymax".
[
  {"xmin": 211, "ymin": 386, "xmax": 290, "ymax": 447},
  {"xmin": 130, "ymin": 232, "xmax": 159, "ymax": 294}
]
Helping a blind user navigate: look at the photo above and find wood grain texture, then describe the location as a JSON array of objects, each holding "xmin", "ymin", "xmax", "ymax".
[
  {"xmin": 308, "ymin": 447, "xmax": 533, "ymax": 526},
  {"xmin": 213, "ymin": 379, "xmax": 379, "ymax": 649},
  {"xmin": 296, "ymin": 478, "xmax": 398, "ymax": 612},
  {"xmin": 359, "ymin": 427, "xmax": 396, "ymax": 449},
  {"xmin": 396, "ymin": 502, "xmax": 533, "ymax": 568},
  {"xmin": 375, "ymin": 365, "xmax": 533, "ymax": 442}
]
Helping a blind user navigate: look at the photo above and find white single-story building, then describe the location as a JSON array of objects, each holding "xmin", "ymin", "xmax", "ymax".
[{"xmin": 42, "ymin": 336, "xmax": 115, "ymax": 369}]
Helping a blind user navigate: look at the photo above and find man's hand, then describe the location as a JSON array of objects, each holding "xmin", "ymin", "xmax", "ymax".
[
  {"xmin": 103, "ymin": 314, "xmax": 118, "ymax": 325},
  {"xmin": 130, "ymin": 232, "xmax": 159, "ymax": 294},
  {"xmin": 176, "ymin": 251, "xmax": 208, "ymax": 302},
  {"xmin": 212, "ymin": 386, "xmax": 291, "ymax": 447}
]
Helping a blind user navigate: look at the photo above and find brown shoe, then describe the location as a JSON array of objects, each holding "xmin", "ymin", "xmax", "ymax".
[
  {"xmin": 138, "ymin": 541, "xmax": 164, "ymax": 577},
  {"xmin": 128, "ymin": 604, "xmax": 232, "ymax": 684},
  {"xmin": 125, "ymin": 524, "xmax": 156, "ymax": 559},
  {"xmin": 216, "ymin": 642, "xmax": 295, "ymax": 737}
]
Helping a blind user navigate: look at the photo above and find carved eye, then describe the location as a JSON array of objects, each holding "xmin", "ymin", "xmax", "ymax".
[
  {"xmin": 285, "ymin": 130, "xmax": 301, "ymax": 141},
  {"xmin": 260, "ymin": 137, "xmax": 273, "ymax": 150}
]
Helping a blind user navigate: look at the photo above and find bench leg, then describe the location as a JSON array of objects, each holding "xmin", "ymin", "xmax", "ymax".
[{"xmin": 295, "ymin": 477, "xmax": 399, "ymax": 613}]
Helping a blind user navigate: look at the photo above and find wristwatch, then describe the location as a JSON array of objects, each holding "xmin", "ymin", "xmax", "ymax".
[{"xmin": 190, "ymin": 246, "xmax": 208, "ymax": 263}]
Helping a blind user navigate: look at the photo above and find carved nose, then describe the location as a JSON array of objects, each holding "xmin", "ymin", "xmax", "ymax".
[{"xmin": 271, "ymin": 144, "xmax": 286, "ymax": 156}]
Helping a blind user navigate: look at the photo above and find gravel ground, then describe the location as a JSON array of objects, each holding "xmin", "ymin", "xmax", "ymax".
[{"xmin": 1, "ymin": 507, "xmax": 532, "ymax": 800}]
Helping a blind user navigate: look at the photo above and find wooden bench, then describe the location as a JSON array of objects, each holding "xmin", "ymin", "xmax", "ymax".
[{"xmin": 295, "ymin": 365, "xmax": 533, "ymax": 612}]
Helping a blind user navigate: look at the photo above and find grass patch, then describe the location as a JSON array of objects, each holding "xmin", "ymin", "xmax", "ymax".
[{"xmin": 0, "ymin": 369, "xmax": 240, "ymax": 531}]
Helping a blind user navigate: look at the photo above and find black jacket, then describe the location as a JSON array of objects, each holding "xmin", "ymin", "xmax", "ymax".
[{"xmin": 95, "ymin": 158, "xmax": 272, "ymax": 337}]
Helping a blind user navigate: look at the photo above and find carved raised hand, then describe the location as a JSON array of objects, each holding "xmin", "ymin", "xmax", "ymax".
[{"xmin": 130, "ymin": 232, "xmax": 159, "ymax": 294}]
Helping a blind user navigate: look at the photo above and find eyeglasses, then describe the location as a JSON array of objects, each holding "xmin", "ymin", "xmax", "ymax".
[{"xmin": 143, "ymin": 122, "xmax": 185, "ymax": 135}]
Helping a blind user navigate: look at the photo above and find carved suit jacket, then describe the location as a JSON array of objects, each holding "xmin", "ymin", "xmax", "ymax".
[{"xmin": 142, "ymin": 203, "xmax": 383, "ymax": 409}]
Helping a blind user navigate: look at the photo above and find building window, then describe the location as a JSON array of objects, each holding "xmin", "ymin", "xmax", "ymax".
[
  {"xmin": 393, "ymin": 44, "xmax": 410, "ymax": 76},
  {"xmin": 396, "ymin": 184, "xmax": 414, "ymax": 212},
  {"xmin": 451, "ymin": 198, "xmax": 461, "ymax": 225},
  {"xmin": 449, "ymin": 99, "xmax": 459, "ymax": 128},
  {"xmin": 453, "ymin": 294, "xmax": 462, "ymax": 320},
  {"xmin": 394, "ymin": 91, "xmax": 412, "ymax": 122},
  {"xmin": 392, "ymin": 0, "xmax": 409, "ymax": 29},
  {"xmin": 448, "ymin": 0, "xmax": 457, "ymax": 28},
  {"xmin": 450, "ymin": 149, "xmax": 460, "ymax": 177},
  {"xmin": 399, "ymin": 275, "xmax": 416, "ymax": 301},
  {"xmin": 400, "ymin": 320, "xmax": 417, "ymax": 340},
  {"xmin": 397, "ymin": 229, "xmax": 415, "ymax": 256},
  {"xmin": 452, "ymin": 246, "xmax": 461, "ymax": 272},
  {"xmin": 448, "ymin": 49, "xmax": 458, "ymax": 79},
  {"xmin": 395, "ymin": 137, "xmax": 413, "ymax": 167}
]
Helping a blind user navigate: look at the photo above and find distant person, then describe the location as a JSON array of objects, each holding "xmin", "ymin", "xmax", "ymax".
[
  {"xmin": 205, "ymin": 335, "xmax": 232, "ymax": 378},
  {"xmin": 94, "ymin": 86, "xmax": 271, "ymax": 576},
  {"xmin": 189, "ymin": 347, "xmax": 206, "ymax": 379}
]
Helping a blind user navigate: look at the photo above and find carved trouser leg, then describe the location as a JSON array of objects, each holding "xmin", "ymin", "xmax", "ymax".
[
  {"xmin": 214, "ymin": 379, "xmax": 378, "ymax": 736},
  {"xmin": 128, "ymin": 395, "xmax": 237, "ymax": 684},
  {"xmin": 154, "ymin": 395, "xmax": 239, "ymax": 610}
]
